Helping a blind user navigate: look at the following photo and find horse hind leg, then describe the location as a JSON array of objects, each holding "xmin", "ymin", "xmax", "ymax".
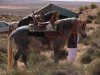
[
  {"xmin": 22, "ymin": 49, "xmax": 28, "ymax": 68},
  {"xmin": 13, "ymin": 49, "xmax": 23, "ymax": 69}
]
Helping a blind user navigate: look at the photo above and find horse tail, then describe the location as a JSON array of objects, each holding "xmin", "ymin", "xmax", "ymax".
[
  {"xmin": 7, "ymin": 33, "xmax": 14, "ymax": 71},
  {"xmin": 8, "ymin": 26, "xmax": 11, "ymax": 35}
]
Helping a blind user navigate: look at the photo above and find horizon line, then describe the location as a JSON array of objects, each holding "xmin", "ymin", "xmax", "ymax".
[{"xmin": 45, "ymin": 0, "xmax": 100, "ymax": 2}]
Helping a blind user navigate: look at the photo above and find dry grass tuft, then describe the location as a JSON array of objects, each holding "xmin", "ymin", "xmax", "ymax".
[{"xmin": 86, "ymin": 58, "xmax": 100, "ymax": 75}]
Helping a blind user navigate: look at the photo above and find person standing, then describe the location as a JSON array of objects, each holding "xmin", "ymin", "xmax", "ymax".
[{"xmin": 67, "ymin": 31, "xmax": 78, "ymax": 62}]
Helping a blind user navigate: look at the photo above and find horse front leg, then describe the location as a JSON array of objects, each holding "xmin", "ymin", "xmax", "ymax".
[{"xmin": 54, "ymin": 47, "xmax": 60, "ymax": 63}]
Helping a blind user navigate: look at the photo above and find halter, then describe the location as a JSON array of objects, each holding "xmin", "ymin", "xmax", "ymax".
[{"xmin": 57, "ymin": 19, "xmax": 79, "ymax": 41}]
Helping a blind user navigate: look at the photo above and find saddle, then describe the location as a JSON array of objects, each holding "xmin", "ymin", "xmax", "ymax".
[
  {"xmin": 29, "ymin": 21, "xmax": 57, "ymax": 39},
  {"xmin": 38, "ymin": 22, "xmax": 49, "ymax": 30}
]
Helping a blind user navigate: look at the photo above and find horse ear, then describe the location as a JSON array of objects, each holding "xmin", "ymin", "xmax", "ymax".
[{"xmin": 32, "ymin": 11, "xmax": 35, "ymax": 16}]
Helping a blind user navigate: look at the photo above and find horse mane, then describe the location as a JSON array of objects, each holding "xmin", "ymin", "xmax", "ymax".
[{"xmin": 56, "ymin": 18, "xmax": 77, "ymax": 32}]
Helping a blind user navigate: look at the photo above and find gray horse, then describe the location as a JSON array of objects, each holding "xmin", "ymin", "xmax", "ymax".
[{"xmin": 7, "ymin": 18, "xmax": 87, "ymax": 71}]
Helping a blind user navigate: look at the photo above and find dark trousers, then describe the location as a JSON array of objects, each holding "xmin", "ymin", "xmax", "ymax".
[{"xmin": 68, "ymin": 34, "xmax": 77, "ymax": 48}]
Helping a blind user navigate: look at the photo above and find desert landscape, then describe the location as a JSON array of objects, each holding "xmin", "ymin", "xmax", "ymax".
[{"xmin": 0, "ymin": 0, "xmax": 100, "ymax": 75}]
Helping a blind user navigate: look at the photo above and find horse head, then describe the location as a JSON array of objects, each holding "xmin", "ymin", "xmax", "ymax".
[
  {"xmin": 75, "ymin": 19, "xmax": 87, "ymax": 38},
  {"xmin": 56, "ymin": 18, "xmax": 87, "ymax": 41}
]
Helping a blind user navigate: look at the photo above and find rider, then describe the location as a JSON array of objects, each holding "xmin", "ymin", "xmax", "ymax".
[
  {"xmin": 67, "ymin": 30, "xmax": 78, "ymax": 62},
  {"xmin": 67, "ymin": 19, "xmax": 82, "ymax": 62}
]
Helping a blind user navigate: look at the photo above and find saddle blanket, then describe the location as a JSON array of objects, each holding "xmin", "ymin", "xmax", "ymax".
[
  {"xmin": 28, "ymin": 31, "xmax": 45, "ymax": 37},
  {"xmin": 28, "ymin": 31, "xmax": 57, "ymax": 39}
]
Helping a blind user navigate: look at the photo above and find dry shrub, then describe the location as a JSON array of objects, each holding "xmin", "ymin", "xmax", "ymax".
[
  {"xmin": 0, "ymin": 34, "xmax": 8, "ymax": 50},
  {"xmin": 0, "ymin": 51, "xmax": 7, "ymax": 73},
  {"xmin": 86, "ymin": 58, "xmax": 100, "ymax": 75},
  {"xmin": 81, "ymin": 34, "xmax": 93, "ymax": 45},
  {"xmin": 95, "ymin": 11, "xmax": 100, "ymax": 24},
  {"xmin": 83, "ymin": 25, "xmax": 100, "ymax": 47},
  {"xmin": 79, "ymin": 47, "xmax": 100, "ymax": 64},
  {"xmin": 84, "ymin": 6, "xmax": 89, "ymax": 10},
  {"xmin": 28, "ymin": 50, "xmax": 68, "ymax": 67},
  {"xmin": 33, "ymin": 62, "xmax": 84, "ymax": 75},
  {"xmin": 0, "ymin": 15, "xmax": 21, "ymax": 22},
  {"xmin": 86, "ymin": 15, "xmax": 95, "ymax": 23},
  {"xmin": 0, "ymin": 52, "xmax": 7, "ymax": 63},
  {"xmin": 5, "ymin": 69, "xmax": 34, "ymax": 75},
  {"xmin": 28, "ymin": 51, "xmax": 48, "ymax": 67},
  {"xmin": 0, "ymin": 34, "xmax": 7, "ymax": 69},
  {"xmin": 91, "ymin": 28, "xmax": 100, "ymax": 48},
  {"xmin": 4, "ymin": 62, "xmax": 84, "ymax": 75},
  {"xmin": 90, "ymin": 3, "xmax": 97, "ymax": 9},
  {"xmin": 79, "ymin": 6, "xmax": 84, "ymax": 11},
  {"xmin": 79, "ymin": 51, "xmax": 92, "ymax": 64}
]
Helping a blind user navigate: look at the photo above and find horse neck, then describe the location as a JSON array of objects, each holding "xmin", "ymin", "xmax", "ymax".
[{"xmin": 56, "ymin": 19, "xmax": 76, "ymax": 39}]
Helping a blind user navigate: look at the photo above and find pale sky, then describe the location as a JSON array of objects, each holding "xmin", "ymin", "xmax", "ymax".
[{"xmin": 46, "ymin": 0, "xmax": 100, "ymax": 2}]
